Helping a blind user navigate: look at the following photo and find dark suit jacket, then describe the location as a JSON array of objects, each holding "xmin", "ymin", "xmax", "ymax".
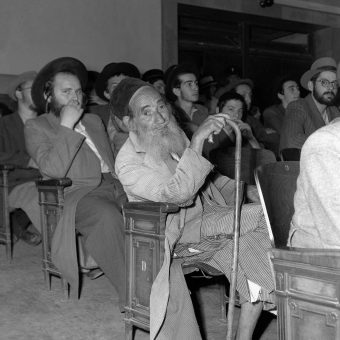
[
  {"xmin": 280, "ymin": 94, "xmax": 340, "ymax": 151},
  {"xmin": 263, "ymin": 103, "xmax": 285, "ymax": 134},
  {"xmin": 22, "ymin": 112, "xmax": 117, "ymax": 292},
  {"xmin": 0, "ymin": 111, "xmax": 40, "ymax": 223},
  {"xmin": 0, "ymin": 111, "xmax": 29, "ymax": 166},
  {"xmin": 88, "ymin": 104, "xmax": 110, "ymax": 128}
]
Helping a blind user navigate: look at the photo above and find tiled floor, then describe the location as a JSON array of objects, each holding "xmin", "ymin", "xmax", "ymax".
[{"xmin": 0, "ymin": 241, "xmax": 277, "ymax": 339}]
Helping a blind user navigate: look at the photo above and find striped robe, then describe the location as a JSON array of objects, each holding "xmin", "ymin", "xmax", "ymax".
[{"xmin": 116, "ymin": 132, "xmax": 274, "ymax": 340}]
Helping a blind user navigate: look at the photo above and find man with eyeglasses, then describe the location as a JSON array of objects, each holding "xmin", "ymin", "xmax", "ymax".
[
  {"xmin": 0, "ymin": 71, "xmax": 42, "ymax": 246},
  {"xmin": 10, "ymin": 57, "xmax": 127, "ymax": 307},
  {"xmin": 288, "ymin": 63, "xmax": 340, "ymax": 248},
  {"xmin": 263, "ymin": 75, "xmax": 300, "ymax": 135},
  {"xmin": 280, "ymin": 57, "xmax": 340, "ymax": 152}
]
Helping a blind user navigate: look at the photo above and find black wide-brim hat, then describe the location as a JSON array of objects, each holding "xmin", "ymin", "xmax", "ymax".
[
  {"xmin": 32, "ymin": 57, "xmax": 88, "ymax": 114},
  {"xmin": 142, "ymin": 69, "xmax": 164, "ymax": 84},
  {"xmin": 95, "ymin": 62, "xmax": 140, "ymax": 101}
]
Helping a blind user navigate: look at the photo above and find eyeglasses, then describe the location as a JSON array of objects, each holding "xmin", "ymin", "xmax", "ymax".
[{"xmin": 316, "ymin": 79, "xmax": 338, "ymax": 90}]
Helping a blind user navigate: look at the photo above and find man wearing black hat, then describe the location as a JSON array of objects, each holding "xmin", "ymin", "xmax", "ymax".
[
  {"xmin": 142, "ymin": 68, "xmax": 165, "ymax": 95},
  {"xmin": 16, "ymin": 57, "xmax": 126, "ymax": 305},
  {"xmin": 89, "ymin": 62, "xmax": 140, "ymax": 157},
  {"xmin": 280, "ymin": 57, "xmax": 340, "ymax": 152},
  {"xmin": 198, "ymin": 75, "xmax": 219, "ymax": 114},
  {"xmin": 1, "ymin": 71, "xmax": 41, "ymax": 246},
  {"xmin": 114, "ymin": 78, "xmax": 275, "ymax": 340}
]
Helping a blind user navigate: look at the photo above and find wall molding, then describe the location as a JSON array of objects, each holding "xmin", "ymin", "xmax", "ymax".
[{"xmin": 276, "ymin": 0, "xmax": 340, "ymax": 15}]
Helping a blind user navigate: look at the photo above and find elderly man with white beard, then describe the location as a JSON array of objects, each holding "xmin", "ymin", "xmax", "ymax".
[{"xmin": 113, "ymin": 78, "xmax": 275, "ymax": 340}]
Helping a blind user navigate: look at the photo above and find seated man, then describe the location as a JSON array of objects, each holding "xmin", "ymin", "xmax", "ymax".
[
  {"xmin": 263, "ymin": 76, "xmax": 300, "ymax": 135},
  {"xmin": 1, "ymin": 71, "xmax": 41, "ymax": 245},
  {"xmin": 12, "ymin": 57, "xmax": 126, "ymax": 306},
  {"xmin": 113, "ymin": 78, "xmax": 275, "ymax": 340},
  {"xmin": 90, "ymin": 62, "xmax": 140, "ymax": 157},
  {"xmin": 288, "ymin": 116, "xmax": 340, "ymax": 249},
  {"xmin": 280, "ymin": 57, "xmax": 340, "ymax": 152},
  {"xmin": 142, "ymin": 68, "xmax": 165, "ymax": 95},
  {"xmin": 165, "ymin": 64, "xmax": 209, "ymax": 138}
]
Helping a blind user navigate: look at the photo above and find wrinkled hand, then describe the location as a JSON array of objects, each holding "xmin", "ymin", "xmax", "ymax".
[
  {"xmin": 190, "ymin": 115, "xmax": 226, "ymax": 154},
  {"xmin": 60, "ymin": 101, "xmax": 84, "ymax": 129}
]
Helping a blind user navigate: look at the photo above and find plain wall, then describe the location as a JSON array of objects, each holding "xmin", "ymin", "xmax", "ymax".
[{"xmin": 0, "ymin": 0, "xmax": 162, "ymax": 74}]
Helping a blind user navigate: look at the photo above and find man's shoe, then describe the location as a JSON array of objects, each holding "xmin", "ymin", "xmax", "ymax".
[
  {"xmin": 20, "ymin": 230, "xmax": 42, "ymax": 246},
  {"xmin": 12, "ymin": 233, "xmax": 19, "ymax": 244},
  {"xmin": 86, "ymin": 268, "xmax": 104, "ymax": 280}
]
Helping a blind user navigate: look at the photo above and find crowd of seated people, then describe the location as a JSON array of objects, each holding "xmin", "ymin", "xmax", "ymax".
[{"xmin": 1, "ymin": 53, "xmax": 340, "ymax": 340}]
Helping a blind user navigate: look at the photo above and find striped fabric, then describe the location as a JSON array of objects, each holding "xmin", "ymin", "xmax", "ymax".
[{"xmin": 174, "ymin": 196, "xmax": 275, "ymax": 305}]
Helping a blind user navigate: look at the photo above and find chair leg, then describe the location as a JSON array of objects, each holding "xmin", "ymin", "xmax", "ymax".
[
  {"xmin": 61, "ymin": 278, "xmax": 69, "ymax": 298},
  {"xmin": 6, "ymin": 234, "xmax": 12, "ymax": 261},
  {"xmin": 125, "ymin": 321, "xmax": 134, "ymax": 340},
  {"xmin": 220, "ymin": 281, "xmax": 227, "ymax": 323},
  {"xmin": 43, "ymin": 269, "xmax": 52, "ymax": 290}
]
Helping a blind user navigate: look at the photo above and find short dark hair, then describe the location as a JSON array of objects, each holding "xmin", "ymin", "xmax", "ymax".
[
  {"xmin": 218, "ymin": 91, "xmax": 247, "ymax": 121},
  {"xmin": 165, "ymin": 64, "xmax": 198, "ymax": 102},
  {"xmin": 276, "ymin": 75, "xmax": 298, "ymax": 95}
]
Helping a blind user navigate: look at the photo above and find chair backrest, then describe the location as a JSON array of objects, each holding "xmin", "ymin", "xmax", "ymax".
[
  {"xmin": 280, "ymin": 148, "xmax": 301, "ymax": 161},
  {"xmin": 254, "ymin": 161, "xmax": 300, "ymax": 247},
  {"xmin": 211, "ymin": 147, "xmax": 276, "ymax": 184}
]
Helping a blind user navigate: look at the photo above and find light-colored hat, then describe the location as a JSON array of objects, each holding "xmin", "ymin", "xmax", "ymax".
[
  {"xmin": 8, "ymin": 71, "xmax": 37, "ymax": 101},
  {"xmin": 300, "ymin": 57, "xmax": 336, "ymax": 90}
]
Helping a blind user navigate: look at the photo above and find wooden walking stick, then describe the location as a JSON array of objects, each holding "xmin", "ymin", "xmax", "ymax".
[{"xmin": 215, "ymin": 118, "xmax": 243, "ymax": 340}]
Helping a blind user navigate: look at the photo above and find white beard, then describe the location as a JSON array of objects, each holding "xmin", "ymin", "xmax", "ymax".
[{"xmin": 137, "ymin": 115, "xmax": 187, "ymax": 163}]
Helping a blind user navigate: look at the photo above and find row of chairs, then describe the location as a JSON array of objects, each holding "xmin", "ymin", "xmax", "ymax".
[
  {"xmin": 3, "ymin": 155, "xmax": 340, "ymax": 340},
  {"xmin": 0, "ymin": 146, "xmax": 301, "ymax": 260},
  {"xmin": 0, "ymin": 158, "xmax": 299, "ymax": 338},
  {"xmin": 210, "ymin": 147, "xmax": 300, "ymax": 186}
]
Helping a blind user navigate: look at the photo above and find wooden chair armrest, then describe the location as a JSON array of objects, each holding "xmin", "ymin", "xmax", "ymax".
[
  {"xmin": 123, "ymin": 201, "xmax": 179, "ymax": 214},
  {"xmin": 0, "ymin": 164, "xmax": 16, "ymax": 171},
  {"xmin": 36, "ymin": 178, "xmax": 72, "ymax": 189}
]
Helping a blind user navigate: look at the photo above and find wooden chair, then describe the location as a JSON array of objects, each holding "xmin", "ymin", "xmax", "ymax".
[
  {"xmin": 1, "ymin": 164, "xmax": 40, "ymax": 260},
  {"xmin": 280, "ymin": 148, "xmax": 301, "ymax": 161},
  {"xmin": 123, "ymin": 201, "xmax": 240, "ymax": 340},
  {"xmin": 254, "ymin": 161, "xmax": 340, "ymax": 339},
  {"xmin": 270, "ymin": 248, "xmax": 340, "ymax": 340},
  {"xmin": 211, "ymin": 147, "xmax": 276, "ymax": 185},
  {"xmin": 36, "ymin": 178, "xmax": 99, "ymax": 297},
  {"xmin": 254, "ymin": 161, "xmax": 300, "ymax": 247},
  {"xmin": 0, "ymin": 164, "xmax": 15, "ymax": 259}
]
